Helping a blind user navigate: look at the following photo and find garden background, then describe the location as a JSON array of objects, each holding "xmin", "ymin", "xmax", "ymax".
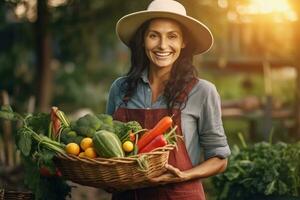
[{"xmin": 1, "ymin": 0, "xmax": 300, "ymax": 199}]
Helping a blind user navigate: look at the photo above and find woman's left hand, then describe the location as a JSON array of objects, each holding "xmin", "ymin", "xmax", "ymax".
[
  {"xmin": 149, "ymin": 164, "xmax": 189, "ymax": 185},
  {"xmin": 149, "ymin": 157, "xmax": 228, "ymax": 185}
]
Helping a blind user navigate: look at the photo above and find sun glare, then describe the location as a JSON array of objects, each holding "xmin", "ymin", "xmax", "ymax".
[{"xmin": 236, "ymin": 0, "xmax": 297, "ymax": 21}]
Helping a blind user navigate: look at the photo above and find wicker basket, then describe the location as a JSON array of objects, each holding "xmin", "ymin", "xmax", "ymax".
[
  {"xmin": 54, "ymin": 144, "xmax": 174, "ymax": 191},
  {"xmin": 0, "ymin": 189, "xmax": 33, "ymax": 200}
]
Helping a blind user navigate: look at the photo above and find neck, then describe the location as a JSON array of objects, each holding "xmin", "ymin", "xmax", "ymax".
[
  {"xmin": 148, "ymin": 66, "xmax": 171, "ymax": 85},
  {"xmin": 148, "ymin": 65, "xmax": 172, "ymax": 103}
]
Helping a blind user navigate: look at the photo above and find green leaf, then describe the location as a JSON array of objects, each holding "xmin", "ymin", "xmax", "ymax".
[
  {"xmin": 1, "ymin": 105, "xmax": 13, "ymax": 112},
  {"xmin": 265, "ymin": 180, "xmax": 276, "ymax": 195},
  {"xmin": 18, "ymin": 129, "xmax": 32, "ymax": 156},
  {"xmin": 0, "ymin": 110, "xmax": 16, "ymax": 120},
  {"xmin": 0, "ymin": 105, "xmax": 23, "ymax": 121}
]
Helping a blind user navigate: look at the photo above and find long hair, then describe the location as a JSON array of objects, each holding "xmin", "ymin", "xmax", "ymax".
[{"xmin": 123, "ymin": 19, "xmax": 198, "ymax": 110}]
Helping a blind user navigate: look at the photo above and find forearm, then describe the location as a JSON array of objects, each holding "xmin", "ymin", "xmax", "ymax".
[
  {"xmin": 149, "ymin": 157, "xmax": 228, "ymax": 184},
  {"xmin": 184, "ymin": 157, "xmax": 228, "ymax": 180}
]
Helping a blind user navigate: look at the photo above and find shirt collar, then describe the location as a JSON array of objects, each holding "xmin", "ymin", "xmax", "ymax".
[{"xmin": 140, "ymin": 69, "xmax": 150, "ymax": 84}]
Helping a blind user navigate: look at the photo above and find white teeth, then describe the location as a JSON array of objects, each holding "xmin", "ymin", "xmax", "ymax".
[{"xmin": 155, "ymin": 52, "xmax": 171, "ymax": 57}]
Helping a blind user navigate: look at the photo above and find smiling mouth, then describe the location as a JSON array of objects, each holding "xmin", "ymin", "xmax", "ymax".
[{"xmin": 154, "ymin": 52, "xmax": 172, "ymax": 58}]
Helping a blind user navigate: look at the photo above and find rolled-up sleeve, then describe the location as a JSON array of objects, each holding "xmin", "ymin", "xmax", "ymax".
[{"xmin": 198, "ymin": 84, "xmax": 231, "ymax": 160}]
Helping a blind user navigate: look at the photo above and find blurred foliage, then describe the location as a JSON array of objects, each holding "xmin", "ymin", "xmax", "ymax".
[
  {"xmin": 0, "ymin": 0, "xmax": 151, "ymax": 113},
  {"xmin": 212, "ymin": 140, "xmax": 300, "ymax": 199}
]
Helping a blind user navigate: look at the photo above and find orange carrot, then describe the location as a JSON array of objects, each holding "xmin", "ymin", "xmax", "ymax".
[{"xmin": 137, "ymin": 116, "xmax": 173, "ymax": 151}]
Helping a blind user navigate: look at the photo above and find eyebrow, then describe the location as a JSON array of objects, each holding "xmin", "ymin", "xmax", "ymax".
[{"xmin": 147, "ymin": 30, "xmax": 181, "ymax": 34}]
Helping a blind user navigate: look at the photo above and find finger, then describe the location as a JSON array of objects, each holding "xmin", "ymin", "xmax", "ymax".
[
  {"xmin": 165, "ymin": 164, "xmax": 182, "ymax": 177},
  {"xmin": 149, "ymin": 173, "xmax": 173, "ymax": 183},
  {"xmin": 150, "ymin": 176, "xmax": 182, "ymax": 185}
]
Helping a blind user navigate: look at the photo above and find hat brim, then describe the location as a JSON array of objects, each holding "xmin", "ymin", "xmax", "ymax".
[{"xmin": 116, "ymin": 11, "xmax": 214, "ymax": 55}]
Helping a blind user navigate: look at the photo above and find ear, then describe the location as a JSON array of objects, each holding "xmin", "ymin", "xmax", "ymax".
[{"xmin": 181, "ymin": 41, "xmax": 186, "ymax": 49}]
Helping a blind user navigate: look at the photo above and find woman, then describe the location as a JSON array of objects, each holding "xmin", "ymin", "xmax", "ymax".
[{"xmin": 106, "ymin": 0, "xmax": 231, "ymax": 199}]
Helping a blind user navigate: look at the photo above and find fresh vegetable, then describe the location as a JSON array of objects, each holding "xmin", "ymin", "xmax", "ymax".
[
  {"xmin": 119, "ymin": 121, "xmax": 144, "ymax": 142},
  {"xmin": 39, "ymin": 166, "xmax": 62, "ymax": 177},
  {"xmin": 212, "ymin": 139, "xmax": 300, "ymax": 200},
  {"xmin": 78, "ymin": 152, "xmax": 85, "ymax": 157},
  {"xmin": 96, "ymin": 113, "xmax": 114, "ymax": 126},
  {"xmin": 60, "ymin": 131, "xmax": 83, "ymax": 145},
  {"xmin": 100, "ymin": 123, "xmax": 115, "ymax": 132},
  {"xmin": 39, "ymin": 166, "xmax": 53, "ymax": 177},
  {"xmin": 122, "ymin": 141, "xmax": 134, "ymax": 153},
  {"xmin": 124, "ymin": 121, "xmax": 143, "ymax": 133},
  {"xmin": 60, "ymin": 128, "xmax": 75, "ymax": 144},
  {"xmin": 139, "ymin": 125, "xmax": 178, "ymax": 153},
  {"xmin": 73, "ymin": 114, "xmax": 102, "ymax": 137},
  {"xmin": 129, "ymin": 131, "xmax": 136, "ymax": 142},
  {"xmin": 113, "ymin": 120, "xmax": 125, "ymax": 137},
  {"xmin": 65, "ymin": 143, "xmax": 80, "ymax": 155},
  {"xmin": 0, "ymin": 106, "xmax": 71, "ymax": 200},
  {"xmin": 67, "ymin": 131, "xmax": 77, "ymax": 137},
  {"xmin": 137, "ymin": 116, "xmax": 173, "ymax": 150},
  {"xmin": 49, "ymin": 107, "xmax": 70, "ymax": 141},
  {"xmin": 80, "ymin": 137, "xmax": 93, "ymax": 150},
  {"xmin": 50, "ymin": 107, "xmax": 61, "ymax": 138},
  {"xmin": 93, "ymin": 130, "xmax": 124, "ymax": 158},
  {"xmin": 84, "ymin": 147, "xmax": 97, "ymax": 158},
  {"xmin": 139, "ymin": 135, "xmax": 167, "ymax": 153}
]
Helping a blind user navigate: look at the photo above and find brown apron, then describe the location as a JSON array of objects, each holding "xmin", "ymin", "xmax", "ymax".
[{"xmin": 112, "ymin": 79, "xmax": 206, "ymax": 200}]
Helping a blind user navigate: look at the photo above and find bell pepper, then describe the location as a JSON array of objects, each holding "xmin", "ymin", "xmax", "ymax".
[
  {"xmin": 138, "ymin": 134, "xmax": 167, "ymax": 153},
  {"xmin": 138, "ymin": 125, "xmax": 178, "ymax": 153},
  {"xmin": 137, "ymin": 116, "xmax": 173, "ymax": 150}
]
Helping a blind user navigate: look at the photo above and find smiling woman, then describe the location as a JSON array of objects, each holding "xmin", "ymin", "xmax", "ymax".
[
  {"xmin": 144, "ymin": 18, "xmax": 185, "ymax": 70},
  {"xmin": 106, "ymin": 0, "xmax": 231, "ymax": 199},
  {"xmin": 144, "ymin": 18, "xmax": 186, "ymax": 102}
]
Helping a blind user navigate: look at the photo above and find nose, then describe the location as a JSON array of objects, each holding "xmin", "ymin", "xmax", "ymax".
[{"xmin": 158, "ymin": 37, "xmax": 167, "ymax": 49}]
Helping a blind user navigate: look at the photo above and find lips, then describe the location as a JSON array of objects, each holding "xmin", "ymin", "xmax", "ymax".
[{"xmin": 153, "ymin": 51, "xmax": 172, "ymax": 58}]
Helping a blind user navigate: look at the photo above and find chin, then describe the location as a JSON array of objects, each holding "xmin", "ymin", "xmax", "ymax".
[{"xmin": 153, "ymin": 61, "xmax": 174, "ymax": 68}]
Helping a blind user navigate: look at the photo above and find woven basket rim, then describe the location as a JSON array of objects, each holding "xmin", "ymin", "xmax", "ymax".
[{"xmin": 55, "ymin": 144, "xmax": 175, "ymax": 164}]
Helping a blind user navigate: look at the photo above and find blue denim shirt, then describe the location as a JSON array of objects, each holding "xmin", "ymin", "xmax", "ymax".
[{"xmin": 106, "ymin": 72, "xmax": 231, "ymax": 166}]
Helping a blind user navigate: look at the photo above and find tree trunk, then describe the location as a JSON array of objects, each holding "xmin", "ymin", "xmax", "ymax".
[{"xmin": 35, "ymin": 0, "xmax": 53, "ymax": 112}]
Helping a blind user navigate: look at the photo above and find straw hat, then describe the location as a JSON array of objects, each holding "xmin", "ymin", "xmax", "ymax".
[{"xmin": 116, "ymin": 0, "xmax": 213, "ymax": 55}]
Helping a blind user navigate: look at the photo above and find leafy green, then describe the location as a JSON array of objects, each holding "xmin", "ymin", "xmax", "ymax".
[
  {"xmin": 17, "ymin": 128, "xmax": 32, "ymax": 156},
  {"xmin": 0, "ymin": 106, "xmax": 71, "ymax": 200},
  {"xmin": 23, "ymin": 155, "xmax": 71, "ymax": 200},
  {"xmin": 96, "ymin": 113, "xmax": 114, "ymax": 126},
  {"xmin": 212, "ymin": 140, "xmax": 300, "ymax": 200},
  {"xmin": 73, "ymin": 114, "xmax": 102, "ymax": 137},
  {"xmin": 0, "ymin": 105, "xmax": 23, "ymax": 121},
  {"xmin": 117, "ymin": 120, "xmax": 143, "ymax": 142}
]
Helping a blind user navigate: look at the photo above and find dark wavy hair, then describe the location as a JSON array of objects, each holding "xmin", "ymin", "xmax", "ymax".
[{"xmin": 123, "ymin": 19, "xmax": 198, "ymax": 110}]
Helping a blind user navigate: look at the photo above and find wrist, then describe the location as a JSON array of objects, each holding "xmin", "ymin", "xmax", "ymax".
[{"xmin": 182, "ymin": 170, "xmax": 197, "ymax": 181}]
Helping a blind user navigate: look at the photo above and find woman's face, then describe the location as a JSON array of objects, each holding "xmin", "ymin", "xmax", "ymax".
[{"xmin": 144, "ymin": 18, "xmax": 186, "ymax": 70}]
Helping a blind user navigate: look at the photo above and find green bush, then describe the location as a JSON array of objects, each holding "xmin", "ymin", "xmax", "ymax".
[{"xmin": 212, "ymin": 140, "xmax": 300, "ymax": 200}]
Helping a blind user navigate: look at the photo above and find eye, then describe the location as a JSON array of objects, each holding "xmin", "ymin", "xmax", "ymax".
[
  {"xmin": 148, "ymin": 33, "xmax": 158, "ymax": 39},
  {"xmin": 168, "ymin": 34, "xmax": 178, "ymax": 39}
]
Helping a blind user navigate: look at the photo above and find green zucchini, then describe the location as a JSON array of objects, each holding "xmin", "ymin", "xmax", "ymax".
[{"xmin": 93, "ymin": 130, "xmax": 124, "ymax": 158}]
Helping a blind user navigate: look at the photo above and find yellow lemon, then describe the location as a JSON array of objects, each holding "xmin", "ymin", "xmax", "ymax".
[
  {"xmin": 65, "ymin": 143, "xmax": 80, "ymax": 156},
  {"xmin": 122, "ymin": 141, "xmax": 134, "ymax": 152},
  {"xmin": 85, "ymin": 147, "xmax": 97, "ymax": 158},
  {"xmin": 80, "ymin": 137, "xmax": 93, "ymax": 151},
  {"xmin": 78, "ymin": 152, "xmax": 85, "ymax": 158}
]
